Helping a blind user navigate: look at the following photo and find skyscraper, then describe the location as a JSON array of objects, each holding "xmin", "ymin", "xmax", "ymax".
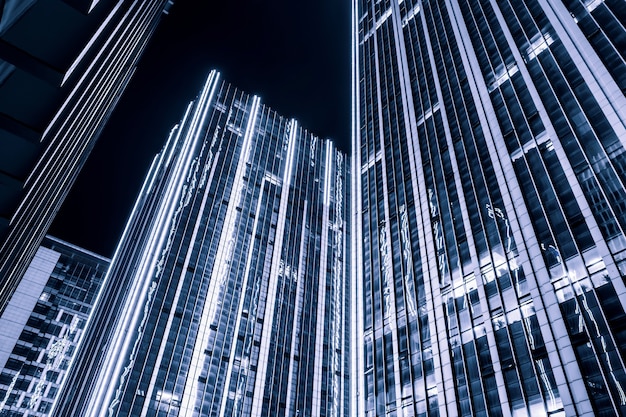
[
  {"xmin": 351, "ymin": 0, "xmax": 626, "ymax": 416},
  {"xmin": 53, "ymin": 71, "xmax": 351, "ymax": 417},
  {"xmin": 0, "ymin": 0, "xmax": 173, "ymax": 316},
  {"xmin": 0, "ymin": 236, "xmax": 109, "ymax": 416}
]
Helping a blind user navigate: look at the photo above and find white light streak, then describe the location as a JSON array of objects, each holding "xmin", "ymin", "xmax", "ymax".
[
  {"xmin": 284, "ymin": 120, "xmax": 298, "ymax": 191},
  {"xmin": 324, "ymin": 140, "xmax": 333, "ymax": 207},
  {"xmin": 107, "ymin": 281, "xmax": 157, "ymax": 416}
]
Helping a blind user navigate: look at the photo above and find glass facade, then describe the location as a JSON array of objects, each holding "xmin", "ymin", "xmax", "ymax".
[
  {"xmin": 53, "ymin": 71, "xmax": 351, "ymax": 417},
  {"xmin": 351, "ymin": 0, "xmax": 626, "ymax": 416},
  {"xmin": 0, "ymin": 236, "xmax": 109, "ymax": 417}
]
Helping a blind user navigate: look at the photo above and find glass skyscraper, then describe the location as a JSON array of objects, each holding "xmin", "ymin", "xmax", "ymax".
[
  {"xmin": 0, "ymin": 236, "xmax": 109, "ymax": 417},
  {"xmin": 53, "ymin": 71, "xmax": 351, "ymax": 417},
  {"xmin": 351, "ymin": 0, "xmax": 626, "ymax": 416}
]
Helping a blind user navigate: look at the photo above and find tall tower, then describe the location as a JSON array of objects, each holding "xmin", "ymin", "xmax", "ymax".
[
  {"xmin": 53, "ymin": 71, "xmax": 351, "ymax": 417},
  {"xmin": 351, "ymin": 0, "xmax": 626, "ymax": 416},
  {"xmin": 0, "ymin": 0, "xmax": 173, "ymax": 316}
]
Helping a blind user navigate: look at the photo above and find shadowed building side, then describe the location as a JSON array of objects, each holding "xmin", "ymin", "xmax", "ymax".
[{"xmin": 0, "ymin": 0, "xmax": 173, "ymax": 317}]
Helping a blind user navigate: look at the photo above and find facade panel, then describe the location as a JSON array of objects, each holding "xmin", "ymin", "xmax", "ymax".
[{"xmin": 352, "ymin": 0, "xmax": 626, "ymax": 416}]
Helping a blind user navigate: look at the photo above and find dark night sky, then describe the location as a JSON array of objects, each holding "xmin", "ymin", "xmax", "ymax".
[{"xmin": 48, "ymin": 1, "xmax": 352, "ymax": 257}]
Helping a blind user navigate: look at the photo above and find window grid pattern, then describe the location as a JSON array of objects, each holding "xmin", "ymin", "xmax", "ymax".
[{"xmin": 353, "ymin": 0, "xmax": 626, "ymax": 416}]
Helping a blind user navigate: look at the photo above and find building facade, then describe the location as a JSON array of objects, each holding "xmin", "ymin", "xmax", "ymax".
[
  {"xmin": 0, "ymin": 0, "xmax": 173, "ymax": 316},
  {"xmin": 0, "ymin": 236, "xmax": 109, "ymax": 417},
  {"xmin": 53, "ymin": 71, "xmax": 351, "ymax": 417},
  {"xmin": 351, "ymin": 0, "xmax": 626, "ymax": 416}
]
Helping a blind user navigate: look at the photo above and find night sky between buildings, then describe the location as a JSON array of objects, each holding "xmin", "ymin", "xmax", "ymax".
[{"xmin": 49, "ymin": 1, "xmax": 352, "ymax": 257}]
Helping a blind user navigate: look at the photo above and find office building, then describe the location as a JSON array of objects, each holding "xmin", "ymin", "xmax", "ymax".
[
  {"xmin": 351, "ymin": 0, "xmax": 626, "ymax": 416},
  {"xmin": 53, "ymin": 71, "xmax": 351, "ymax": 417},
  {"xmin": 0, "ymin": 236, "xmax": 109, "ymax": 416},
  {"xmin": 0, "ymin": 0, "xmax": 173, "ymax": 316}
]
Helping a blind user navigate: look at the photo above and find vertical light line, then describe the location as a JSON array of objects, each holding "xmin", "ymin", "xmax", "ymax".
[
  {"xmin": 217, "ymin": 176, "xmax": 276, "ymax": 417},
  {"xmin": 330, "ymin": 150, "xmax": 344, "ymax": 417}
]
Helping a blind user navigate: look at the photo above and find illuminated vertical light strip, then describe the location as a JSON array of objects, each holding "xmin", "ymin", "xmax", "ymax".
[
  {"xmin": 309, "ymin": 140, "xmax": 334, "ymax": 415},
  {"xmin": 62, "ymin": 0, "xmax": 125, "ymax": 86},
  {"xmin": 250, "ymin": 119, "xmax": 298, "ymax": 416},
  {"xmin": 179, "ymin": 95, "xmax": 261, "ymax": 416},
  {"xmin": 31, "ymin": 1, "xmax": 147, "ymax": 183},
  {"xmin": 284, "ymin": 199, "xmax": 309, "ymax": 416},
  {"xmin": 137, "ymin": 75, "xmax": 221, "ymax": 417},
  {"xmin": 219, "ymin": 176, "xmax": 282, "ymax": 417},
  {"xmin": 82, "ymin": 72, "xmax": 218, "ymax": 417},
  {"xmin": 324, "ymin": 141, "xmax": 333, "ymax": 207},
  {"xmin": 1, "ymin": 3, "xmax": 163, "ymax": 310},
  {"xmin": 350, "ymin": 0, "xmax": 363, "ymax": 414}
]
